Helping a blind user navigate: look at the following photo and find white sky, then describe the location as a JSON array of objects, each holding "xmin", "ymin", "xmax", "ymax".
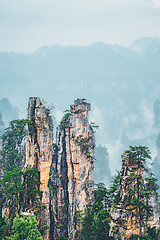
[{"xmin": 0, "ymin": 0, "xmax": 160, "ymax": 53}]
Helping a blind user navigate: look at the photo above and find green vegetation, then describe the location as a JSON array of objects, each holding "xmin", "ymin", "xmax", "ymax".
[
  {"xmin": 59, "ymin": 113, "xmax": 71, "ymax": 130},
  {"xmin": 6, "ymin": 214, "xmax": 43, "ymax": 240},
  {"xmin": 0, "ymin": 117, "xmax": 159, "ymax": 240},
  {"xmin": 0, "ymin": 119, "xmax": 29, "ymax": 171},
  {"xmin": 0, "ymin": 119, "xmax": 43, "ymax": 240},
  {"xmin": 122, "ymin": 146, "xmax": 157, "ymax": 222},
  {"xmin": 80, "ymin": 146, "xmax": 159, "ymax": 240},
  {"xmin": 0, "ymin": 217, "xmax": 10, "ymax": 240},
  {"xmin": 126, "ymin": 145, "xmax": 152, "ymax": 168},
  {"xmin": 41, "ymin": 98, "xmax": 48, "ymax": 105},
  {"xmin": 129, "ymin": 227, "xmax": 160, "ymax": 239},
  {"xmin": 57, "ymin": 237, "xmax": 68, "ymax": 240},
  {"xmin": 0, "ymin": 166, "xmax": 42, "ymax": 239},
  {"xmin": 0, "ymin": 166, "xmax": 42, "ymax": 224},
  {"xmin": 108, "ymin": 171, "xmax": 120, "ymax": 205},
  {"xmin": 81, "ymin": 183, "xmax": 111, "ymax": 240},
  {"xmin": 75, "ymin": 135, "xmax": 93, "ymax": 159}
]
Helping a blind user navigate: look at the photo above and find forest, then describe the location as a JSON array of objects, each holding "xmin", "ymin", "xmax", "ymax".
[{"xmin": 0, "ymin": 114, "xmax": 160, "ymax": 240}]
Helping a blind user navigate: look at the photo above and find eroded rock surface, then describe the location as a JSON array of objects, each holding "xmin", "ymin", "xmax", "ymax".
[
  {"xmin": 50, "ymin": 99, "xmax": 95, "ymax": 239},
  {"xmin": 109, "ymin": 152, "xmax": 159, "ymax": 239},
  {"xmin": 26, "ymin": 97, "xmax": 53, "ymax": 239}
]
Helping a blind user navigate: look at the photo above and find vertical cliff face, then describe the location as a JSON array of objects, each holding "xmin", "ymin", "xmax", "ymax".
[
  {"xmin": 51, "ymin": 99, "xmax": 95, "ymax": 239},
  {"xmin": 26, "ymin": 97, "xmax": 53, "ymax": 239},
  {"xmin": 109, "ymin": 152, "xmax": 159, "ymax": 239},
  {"xmin": 110, "ymin": 153, "xmax": 144, "ymax": 239}
]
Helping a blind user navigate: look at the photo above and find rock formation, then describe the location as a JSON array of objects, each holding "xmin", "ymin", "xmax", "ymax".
[
  {"xmin": 26, "ymin": 97, "xmax": 53, "ymax": 239},
  {"xmin": 50, "ymin": 99, "xmax": 95, "ymax": 239},
  {"xmin": 2, "ymin": 96, "xmax": 159, "ymax": 239},
  {"xmin": 109, "ymin": 151, "xmax": 159, "ymax": 239}
]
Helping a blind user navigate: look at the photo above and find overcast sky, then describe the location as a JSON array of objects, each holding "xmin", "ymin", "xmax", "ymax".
[{"xmin": 0, "ymin": 0, "xmax": 160, "ymax": 53}]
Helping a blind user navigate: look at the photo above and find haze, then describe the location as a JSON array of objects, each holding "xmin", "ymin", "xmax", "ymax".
[{"xmin": 0, "ymin": 0, "xmax": 160, "ymax": 53}]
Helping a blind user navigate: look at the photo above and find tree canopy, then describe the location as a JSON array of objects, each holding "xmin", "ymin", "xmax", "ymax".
[
  {"xmin": 6, "ymin": 214, "xmax": 43, "ymax": 240},
  {"xmin": 0, "ymin": 119, "xmax": 29, "ymax": 171}
]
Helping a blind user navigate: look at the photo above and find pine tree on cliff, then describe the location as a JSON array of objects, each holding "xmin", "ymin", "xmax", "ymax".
[
  {"xmin": 109, "ymin": 146, "xmax": 159, "ymax": 239},
  {"xmin": 0, "ymin": 119, "xmax": 29, "ymax": 171}
]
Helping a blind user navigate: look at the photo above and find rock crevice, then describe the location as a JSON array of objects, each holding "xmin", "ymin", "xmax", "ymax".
[{"xmin": 50, "ymin": 99, "xmax": 95, "ymax": 239}]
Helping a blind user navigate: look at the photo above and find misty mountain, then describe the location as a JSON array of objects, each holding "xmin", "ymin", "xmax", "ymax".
[
  {"xmin": 0, "ymin": 37, "xmax": 160, "ymax": 173},
  {"xmin": 0, "ymin": 98, "xmax": 19, "ymax": 127}
]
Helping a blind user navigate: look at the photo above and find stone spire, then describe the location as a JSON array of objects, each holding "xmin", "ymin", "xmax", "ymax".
[
  {"xmin": 51, "ymin": 98, "xmax": 95, "ymax": 239},
  {"xmin": 109, "ymin": 151, "xmax": 159, "ymax": 239},
  {"xmin": 26, "ymin": 97, "xmax": 53, "ymax": 239}
]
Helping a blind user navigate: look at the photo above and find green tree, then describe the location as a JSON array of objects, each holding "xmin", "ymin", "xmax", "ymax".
[
  {"xmin": 22, "ymin": 167, "xmax": 42, "ymax": 210},
  {"xmin": 0, "ymin": 216, "xmax": 10, "ymax": 240},
  {"xmin": 108, "ymin": 171, "xmax": 120, "ymax": 206},
  {"xmin": 127, "ymin": 145, "xmax": 151, "ymax": 168},
  {"xmin": 81, "ymin": 146, "xmax": 159, "ymax": 240},
  {"xmin": 81, "ymin": 208, "xmax": 93, "ymax": 240},
  {"xmin": 0, "ymin": 119, "xmax": 29, "ymax": 171},
  {"xmin": 0, "ymin": 166, "xmax": 41, "ymax": 218},
  {"xmin": 122, "ymin": 146, "xmax": 156, "ymax": 222},
  {"xmin": 6, "ymin": 214, "xmax": 43, "ymax": 240},
  {"xmin": 1, "ymin": 167, "xmax": 23, "ymax": 215},
  {"xmin": 81, "ymin": 183, "xmax": 110, "ymax": 240}
]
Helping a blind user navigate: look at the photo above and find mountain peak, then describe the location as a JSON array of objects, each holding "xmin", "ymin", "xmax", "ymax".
[{"xmin": 130, "ymin": 37, "xmax": 160, "ymax": 52}]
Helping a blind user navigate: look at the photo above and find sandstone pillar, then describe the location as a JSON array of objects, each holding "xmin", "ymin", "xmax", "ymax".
[{"xmin": 26, "ymin": 97, "xmax": 53, "ymax": 239}]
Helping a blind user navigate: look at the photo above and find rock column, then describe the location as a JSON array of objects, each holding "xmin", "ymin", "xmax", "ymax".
[
  {"xmin": 26, "ymin": 97, "xmax": 53, "ymax": 239},
  {"xmin": 52, "ymin": 99, "xmax": 95, "ymax": 239},
  {"xmin": 109, "ymin": 152, "xmax": 159, "ymax": 239}
]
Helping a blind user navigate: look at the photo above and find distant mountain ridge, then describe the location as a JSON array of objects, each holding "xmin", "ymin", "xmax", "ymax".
[
  {"xmin": 0, "ymin": 37, "xmax": 160, "ymax": 172},
  {"xmin": 130, "ymin": 37, "xmax": 160, "ymax": 52}
]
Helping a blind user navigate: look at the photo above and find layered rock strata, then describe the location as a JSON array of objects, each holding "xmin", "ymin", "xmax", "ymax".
[
  {"xmin": 51, "ymin": 99, "xmax": 95, "ymax": 239},
  {"xmin": 109, "ymin": 152, "xmax": 159, "ymax": 239},
  {"xmin": 26, "ymin": 97, "xmax": 53, "ymax": 239}
]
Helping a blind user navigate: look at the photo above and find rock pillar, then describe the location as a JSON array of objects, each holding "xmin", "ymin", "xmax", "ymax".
[
  {"xmin": 109, "ymin": 152, "xmax": 159, "ymax": 239},
  {"xmin": 26, "ymin": 97, "xmax": 53, "ymax": 239},
  {"xmin": 52, "ymin": 99, "xmax": 95, "ymax": 239}
]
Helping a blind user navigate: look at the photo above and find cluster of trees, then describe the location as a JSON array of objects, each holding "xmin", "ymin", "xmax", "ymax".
[
  {"xmin": 80, "ymin": 146, "xmax": 160, "ymax": 240},
  {"xmin": 1, "ymin": 214, "xmax": 43, "ymax": 240},
  {"xmin": 80, "ymin": 181, "xmax": 160, "ymax": 240},
  {"xmin": 0, "ymin": 120, "xmax": 43, "ymax": 240}
]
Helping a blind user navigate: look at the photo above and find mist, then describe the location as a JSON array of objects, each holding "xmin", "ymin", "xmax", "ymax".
[{"xmin": 0, "ymin": 38, "xmax": 160, "ymax": 175}]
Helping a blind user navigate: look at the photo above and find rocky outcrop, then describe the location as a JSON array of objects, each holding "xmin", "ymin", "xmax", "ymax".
[
  {"xmin": 50, "ymin": 99, "xmax": 95, "ymax": 239},
  {"xmin": 26, "ymin": 97, "xmax": 53, "ymax": 239},
  {"xmin": 109, "ymin": 152, "xmax": 159, "ymax": 239}
]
